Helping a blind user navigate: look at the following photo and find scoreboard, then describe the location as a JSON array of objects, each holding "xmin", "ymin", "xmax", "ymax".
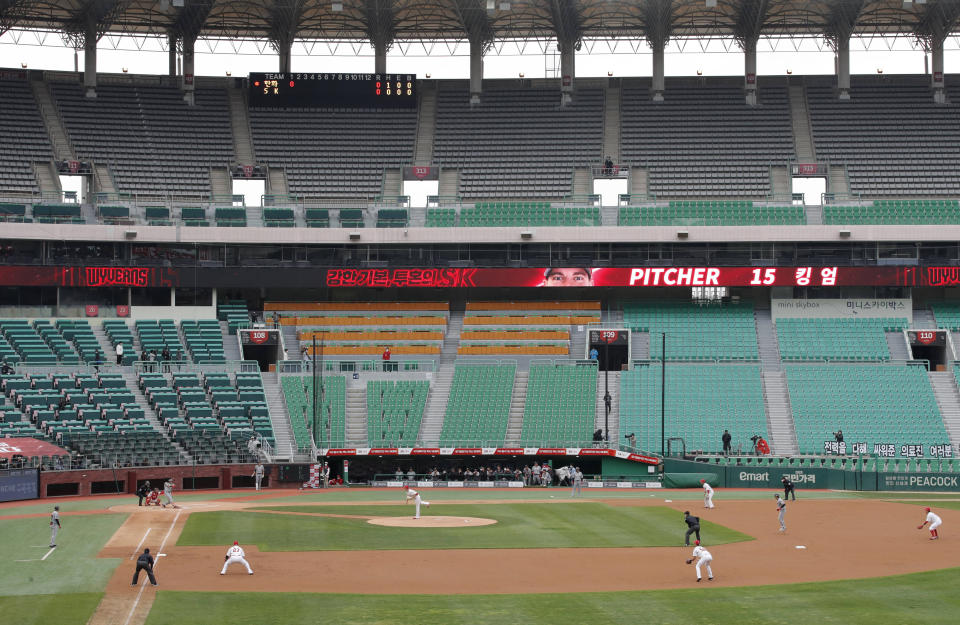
[{"xmin": 249, "ymin": 73, "xmax": 416, "ymax": 108}]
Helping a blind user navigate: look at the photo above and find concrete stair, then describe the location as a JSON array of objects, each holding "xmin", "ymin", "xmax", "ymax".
[
  {"xmin": 755, "ymin": 309, "xmax": 782, "ymax": 372},
  {"xmin": 94, "ymin": 163, "xmax": 116, "ymax": 196},
  {"xmin": 805, "ymin": 203, "xmax": 823, "ymax": 225},
  {"xmin": 418, "ymin": 367, "xmax": 453, "ymax": 446},
  {"xmin": 33, "ymin": 161, "xmax": 61, "ymax": 196},
  {"xmin": 828, "ymin": 164, "xmax": 848, "ymax": 196},
  {"xmin": 227, "ymin": 86, "xmax": 255, "ymax": 164},
  {"xmin": 569, "ymin": 326, "xmax": 587, "ymax": 359},
  {"xmin": 345, "ymin": 385, "xmax": 368, "ymax": 446},
  {"xmin": 268, "ymin": 166, "xmax": 288, "ymax": 196},
  {"xmin": 382, "ymin": 168, "xmax": 402, "ymax": 198},
  {"xmin": 573, "ymin": 167, "xmax": 592, "ymax": 196},
  {"xmin": 438, "ymin": 168, "xmax": 459, "ymax": 197},
  {"xmin": 504, "ymin": 369, "xmax": 529, "ymax": 445},
  {"xmin": 413, "ymin": 82, "xmax": 437, "ymax": 166},
  {"xmin": 31, "ymin": 80, "xmax": 74, "ymax": 162},
  {"xmin": 761, "ymin": 370, "xmax": 797, "ymax": 455},
  {"xmin": 632, "ymin": 332, "xmax": 650, "ymax": 360},
  {"xmin": 928, "ymin": 371, "xmax": 960, "ymax": 452},
  {"xmin": 630, "ymin": 167, "xmax": 648, "ymax": 196},
  {"xmin": 210, "ymin": 167, "xmax": 232, "ymax": 198},
  {"xmin": 914, "ymin": 308, "xmax": 936, "ymax": 329},
  {"xmin": 886, "ymin": 331, "xmax": 911, "ymax": 360},
  {"xmin": 220, "ymin": 322, "xmax": 242, "ymax": 361},
  {"xmin": 262, "ymin": 376, "xmax": 296, "ymax": 459},
  {"xmin": 602, "ymin": 82, "xmax": 621, "ymax": 162},
  {"xmin": 770, "ymin": 166, "xmax": 790, "ymax": 197},
  {"xmin": 788, "ymin": 84, "xmax": 815, "ymax": 161},
  {"xmin": 595, "ymin": 370, "xmax": 620, "ymax": 443}
]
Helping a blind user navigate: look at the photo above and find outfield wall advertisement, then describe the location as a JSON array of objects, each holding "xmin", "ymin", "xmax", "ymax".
[{"xmin": 0, "ymin": 468, "xmax": 39, "ymax": 502}]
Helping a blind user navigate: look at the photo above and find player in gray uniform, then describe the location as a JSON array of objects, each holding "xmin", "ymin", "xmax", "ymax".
[
  {"xmin": 254, "ymin": 463, "xmax": 265, "ymax": 491},
  {"xmin": 161, "ymin": 479, "xmax": 178, "ymax": 508},
  {"xmin": 570, "ymin": 467, "xmax": 583, "ymax": 497},
  {"xmin": 775, "ymin": 493, "xmax": 786, "ymax": 532},
  {"xmin": 49, "ymin": 505, "xmax": 60, "ymax": 547}
]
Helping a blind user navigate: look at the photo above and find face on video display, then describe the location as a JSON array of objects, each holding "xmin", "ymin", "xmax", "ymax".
[{"xmin": 541, "ymin": 268, "xmax": 593, "ymax": 287}]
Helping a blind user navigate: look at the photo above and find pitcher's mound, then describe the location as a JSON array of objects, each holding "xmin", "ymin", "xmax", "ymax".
[{"xmin": 367, "ymin": 516, "xmax": 497, "ymax": 528}]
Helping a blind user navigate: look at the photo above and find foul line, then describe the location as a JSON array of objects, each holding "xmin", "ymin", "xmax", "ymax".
[
  {"xmin": 130, "ymin": 528, "xmax": 152, "ymax": 560},
  {"xmin": 124, "ymin": 510, "xmax": 181, "ymax": 625},
  {"xmin": 40, "ymin": 547, "xmax": 56, "ymax": 561}
]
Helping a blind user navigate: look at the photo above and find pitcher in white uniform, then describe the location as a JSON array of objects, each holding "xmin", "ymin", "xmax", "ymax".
[
  {"xmin": 221, "ymin": 541, "xmax": 253, "ymax": 575},
  {"xmin": 918, "ymin": 507, "xmax": 942, "ymax": 540},
  {"xmin": 686, "ymin": 540, "xmax": 714, "ymax": 582},
  {"xmin": 700, "ymin": 480, "xmax": 715, "ymax": 509},
  {"xmin": 404, "ymin": 485, "xmax": 430, "ymax": 519}
]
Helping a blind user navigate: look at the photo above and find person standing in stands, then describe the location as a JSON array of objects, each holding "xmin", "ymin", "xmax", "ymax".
[
  {"xmin": 132, "ymin": 548, "xmax": 158, "ymax": 586},
  {"xmin": 722, "ymin": 429, "xmax": 732, "ymax": 455},
  {"xmin": 115, "ymin": 342, "xmax": 124, "ymax": 365}
]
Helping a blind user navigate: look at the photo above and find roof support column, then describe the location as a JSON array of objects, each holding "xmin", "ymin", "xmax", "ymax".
[
  {"xmin": 559, "ymin": 39, "xmax": 575, "ymax": 106},
  {"xmin": 469, "ymin": 38, "xmax": 484, "ymax": 106},
  {"xmin": 374, "ymin": 37, "xmax": 387, "ymax": 75},
  {"xmin": 931, "ymin": 39, "xmax": 945, "ymax": 104},
  {"xmin": 182, "ymin": 35, "xmax": 195, "ymax": 106},
  {"xmin": 168, "ymin": 31, "xmax": 178, "ymax": 80},
  {"xmin": 83, "ymin": 19, "xmax": 97, "ymax": 98},
  {"xmin": 651, "ymin": 43, "xmax": 665, "ymax": 102},
  {"xmin": 277, "ymin": 41, "xmax": 292, "ymax": 74},
  {"xmin": 835, "ymin": 37, "xmax": 850, "ymax": 100},
  {"xmin": 744, "ymin": 40, "xmax": 757, "ymax": 106}
]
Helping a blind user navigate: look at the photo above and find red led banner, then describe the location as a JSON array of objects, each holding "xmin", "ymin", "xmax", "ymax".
[{"xmin": 0, "ymin": 265, "xmax": 958, "ymax": 288}]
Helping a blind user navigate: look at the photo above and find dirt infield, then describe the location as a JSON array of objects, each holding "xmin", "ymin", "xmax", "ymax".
[
  {"xmin": 367, "ymin": 515, "xmax": 498, "ymax": 527},
  {"xmin": 84, "ymin": 493, "xmax": 959, "ymax": 625}
]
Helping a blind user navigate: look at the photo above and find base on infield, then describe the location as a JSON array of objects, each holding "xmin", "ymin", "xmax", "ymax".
[{"xmin": 367, "ymin": 516, "xmax": 497, "ymax": 528}]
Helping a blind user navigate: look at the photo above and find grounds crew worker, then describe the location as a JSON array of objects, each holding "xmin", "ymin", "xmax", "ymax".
[{"xmin": 132, "ymin": 548, "xmax": 158, "ymax": 585}]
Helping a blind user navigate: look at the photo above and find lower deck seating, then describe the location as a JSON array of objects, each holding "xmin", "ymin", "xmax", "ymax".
[
  {"xmin": 824, "ymin": 199, "xmax": 960, "ymax": 225},
  {"xmin": 519, "ymin": 363, "xmax": 596, "ymax": 446},
  {"xmin": 439, "ymin": 363, "xmax": 516, "ymax": 446},
  {"xmin": 280, "ymin": 375, "xmax": 346, "ymax": 448},
  {"xmin": 776, "ymin": 317, "xmax": 907, "ymax": 361},
  {"xmin": 619, "ymin": 364, "xmax": 767, "ymax": 454},
  {"xmin": 785, "ymin": 364, "xmax": 949, "ymax": 454},
  {"xmin": 366, "ymin": 380, "xmax": 429, "ymax": 446}
]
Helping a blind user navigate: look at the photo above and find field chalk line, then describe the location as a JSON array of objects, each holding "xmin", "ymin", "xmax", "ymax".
[
  {"xmin": 40, "ymin": 547, "xmax": 56, "ymax": 561},
  {"xmin": 124, "ymin": 510, "xmax": 181, "ymax": 625},
  {"xmin": 130, "ymin": 528, "xmax": 152, "ymax": 559}
]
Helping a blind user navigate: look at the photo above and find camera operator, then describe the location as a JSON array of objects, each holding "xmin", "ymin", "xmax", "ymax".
[{"xmin": 625, "ymin": 432, "xmax": 637, "ymax": 450}]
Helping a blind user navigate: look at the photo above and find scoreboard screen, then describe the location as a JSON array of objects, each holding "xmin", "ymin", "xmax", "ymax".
[{"xmin": 249, "ymin": 73, "xmax": 416, "ymax": 108}]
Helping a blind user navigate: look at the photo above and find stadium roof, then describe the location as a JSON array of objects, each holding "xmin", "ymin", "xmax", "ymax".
[{"xmin": 2, "ymin": 1, "xmax": 959, "ymax": 51}]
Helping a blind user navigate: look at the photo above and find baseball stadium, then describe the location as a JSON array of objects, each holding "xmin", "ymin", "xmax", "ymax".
[{"xmin": 4, "ymin": 1, "xmax": 960, "ymax": 624}]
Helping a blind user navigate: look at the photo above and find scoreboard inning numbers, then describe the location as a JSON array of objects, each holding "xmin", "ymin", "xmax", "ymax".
[{"xmin": 249, "ymin": 73, "xmax": 417, "ymax": 108}]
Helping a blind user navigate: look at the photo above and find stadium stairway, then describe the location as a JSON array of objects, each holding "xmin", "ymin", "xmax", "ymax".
[
  {"xmin": 928, "ymin": 371, "xmax": 960, "ymax": 450},
  {"xmin": 570, "ymin": 326, "xmax": 588, "ymax": 359},
  {"xmin": 805, "ymin": 203, "xmax": 823, "ymax": 225},
  {"xmin": 227, "ymin": 86, "xmax": 255, "ymax": 165},
  {"xmin": 221, "ymin": 321, "xmax": 242, "ymax": 360},
  {"xmin": 503, "ymin": 369, "xmax": 528, "ymax": 445},
  {"xmin": 596, "ymin": 370, "xmax": 621, "ymax": 442},
  {"xmin": 602, "ymin": 82, "xmax": 621, "ymax": 162},
  {"xmin": 30, "ymin": 80, "xmax": 73, "ymax": 162},
  {"xmin": 755, "ymin": 309, "xmax": 782, "ymax": 371},
  {"xmin": 770, "ymin": 166, "xmax": 790, "ymax": 196},
  {"xmin": 630, "ymin": 167, "xmax": 648, "ymax": 197},
  {"xmin": 413, "ymin": 81, "xmax": 436, "ymax": 166},
  {"xmin": 91, "ymin": 323, "xmax": 122, "ymax": 361},
  {"xmin": 281, "ymin": 324, "xmax": 299, "ymax": 360},
  {"xmin": 118, "ymin": 368, "xmax": 190, "ymax": 463},
  {"xmin": 417, "ymin": 366, "xmax": 452, "ymax": 446},
  {"xmin": 914, "ymin": 309, "xmax": 937, "ymax": 329},
  {"xmin": 632, "ymin": 332, "xmax": 650, "ymax": 359},
  {"xmin": 345, "ymin": 384, "xmax": 367, "ymax": 445},
  {"xmin": 268, "ymin": 166, "xmax": 288, "ymax": 196},
  {"xmin": 600, "ymin": 205, "xmax": 618, "ymax": 225},
  {"xmin": 33, "ymin": 162, "xmax": 61, "ymax": 196},
  {"xmin": 829, "ymin": 164, "xmax": 849, "ymax": 195},
  {"xmin": 762, "ymin": 370, "xmax": 798, "ymax": 455},
  {"xmin": 886, "ymin": 332, "xmax": 911, "ymax": 360},
  {"xmin": 788, "ymin": 84, "xmax": 815, "ymax": 162},
  {"xmin": 262, "ymin": 376, "xmax": 295, "ymax": 459}
]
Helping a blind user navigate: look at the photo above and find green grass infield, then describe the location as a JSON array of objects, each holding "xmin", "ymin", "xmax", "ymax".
[
  {"xmin": 176, "ymin": 503, "xmax": 751, "ymax": 551},
  {"xmin": 0, "ymin": 593, "xmax": 104, "ymax": 625},
  {"xmin": 144, "ymin": 566, "xmax": 960, "ymax": 625}
]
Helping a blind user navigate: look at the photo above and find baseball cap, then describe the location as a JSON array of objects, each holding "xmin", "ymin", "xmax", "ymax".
[
  {"xmin": 925, "ymin": 507, "xmax": 931, "ymax": 512},
  {"xmin": 699, "ymin": 479, "xmax": 705, "ymax": 484},
  {"xmin": 234, "ymin": 541, "xmax": 239, "ymax": 545}
]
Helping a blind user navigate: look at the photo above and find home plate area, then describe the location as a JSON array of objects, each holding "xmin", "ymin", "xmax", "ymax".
[{"xmin": 367, "ymin": 516, "xmax": 498, "ymax": 527}]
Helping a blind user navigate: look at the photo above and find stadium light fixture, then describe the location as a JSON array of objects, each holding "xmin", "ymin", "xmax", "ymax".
[
  {"xmin": 519, "ymin": 72, "xmax": 524, "ymax": 78},
  {"xmin": 877, "ymin": 68, "xmax": 883, "ymax": 74},
  {"xmin": 696, "ymin": 69, "xmax": 702, "ymax": 76},
  {"xmin": 786, "ymin": 69, "xmax": 792, "ymax": 75},
  {"xmin": 425, "ymin": 73, "xmax": 431, "ymax": 78},
  {"xmin": 21, "ymin": 62, "xmax": 26, "ymax": 68},
  {"xmin": 607, "ymin": 71, "xmax": 613, "ymax": 77},
  {"xmin": 122, "ymin": 67, "xmax": 128, "ymax": 73}
]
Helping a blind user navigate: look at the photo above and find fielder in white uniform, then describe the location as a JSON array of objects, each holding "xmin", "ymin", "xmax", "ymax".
[
  {"xmin": 254, "ymin": 463, "xmax": 265, "ymax": 491},
  {"xmin": 686, "ymin": 540, "xmax": 714, "ymax": 582},
  {"xmin": 221, "ymin": 541, "xmax": 253, "ymax": 575},
  {"xmin": 701, "ymin": 480, "xmax": 715, "ymax": 509},
  {"xmin": 404, "ymin": 485, "xmax": 430, "ymax": 519},
  {"xmin": 918, "ymin": 507, "xmax": 942, "ymax": 540},
  {"xmin": 49, "ymin": 505, "xmax": 60, "ymax": 548}
]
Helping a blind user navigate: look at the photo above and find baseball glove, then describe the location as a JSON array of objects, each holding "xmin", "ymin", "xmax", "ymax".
[
  {"xmin": 685, "ymin": 559, "xmax": 693, "ymax": 565},
  {"xmin": 917, "ymin": 525, "xmax": 924, "ymax": 530}
]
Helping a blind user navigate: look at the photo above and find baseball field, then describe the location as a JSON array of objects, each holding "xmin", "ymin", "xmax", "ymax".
[{"xmin": 2, "ymin": 487, "xmax": 959, "ymax": 625}]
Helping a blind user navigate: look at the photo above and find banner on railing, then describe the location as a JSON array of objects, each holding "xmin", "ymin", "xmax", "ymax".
[{"xmin": 322, "ymin": 447, "xmax": 659, "ymax": 464}]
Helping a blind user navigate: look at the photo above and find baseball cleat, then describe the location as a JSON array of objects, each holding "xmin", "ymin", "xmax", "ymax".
[
  {"xmin": 220, "ymin": 572, "xmax": 225, "ymax": 575},
  {"xmin": 249, "ymin": 572, "xmax": 254, "ymax": 575},
  {"xmin": 696, "ymin": 578, "xmax": 701, "ymax": 582},
  {"xmin": 708, "ymin": 577, "xmax": 714, "ymax": 581}
]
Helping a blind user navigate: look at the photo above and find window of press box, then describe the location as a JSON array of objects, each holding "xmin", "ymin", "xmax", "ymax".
[{"xmin": 175, "ymin": 287, "xmax": 213, "ymax": 306}]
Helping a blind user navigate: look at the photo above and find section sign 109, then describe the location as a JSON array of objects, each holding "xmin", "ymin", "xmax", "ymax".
[{"xmin": 248, "ymin": 73, "xmax": 416, "ymax": 108}]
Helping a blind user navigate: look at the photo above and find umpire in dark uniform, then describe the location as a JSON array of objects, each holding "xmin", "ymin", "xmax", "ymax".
[
  {"xmin": 782, "ymin": 476, "xmax": 796, "ymax": 500},
  {"xmin": 132, "ymin": 548, "xmax": 158, "ymax": 585},
  {"xmin": 136, "ymin": 481, "xmax": 150, "ymax": 506},
  {"xmin": 683, "ymin": 511, "xmax": 701, "ymax": 546}
]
